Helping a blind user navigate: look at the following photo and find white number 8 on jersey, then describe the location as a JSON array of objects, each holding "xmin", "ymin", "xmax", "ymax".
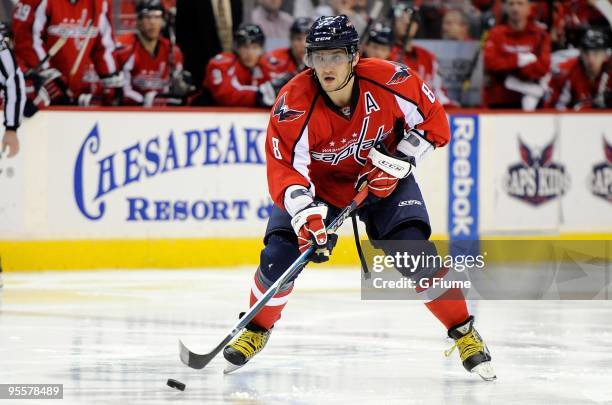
[
  {"xmin": 272, "ymin": 137, "xmax": 282, "ymax": 160},
  {"xmin": 421, "ymin": 82, "xmax": 436, "ymax": 103}
]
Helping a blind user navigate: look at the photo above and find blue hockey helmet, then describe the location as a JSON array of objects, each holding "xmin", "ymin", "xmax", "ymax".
[
  {"xmin": 580, "ymin": 29, "xmax": 609, "ymax": 50},
  {"xmin": 136, "ymin": 0, "xmax": 165, "ymax": 17},
  {"xmin": 305, "ymin": 15, "xmax": 359, "ymax": 55},
  {"xmin": 234, "ymin": 23, "xmax": 265, "ymax": 48},
  {"xmin": 291, "ymin": 17, "xmax": 313, "ymax": 36},
  {"xmin": 368, "ymin": 22, "xmax": 394, "ymax": 46}
]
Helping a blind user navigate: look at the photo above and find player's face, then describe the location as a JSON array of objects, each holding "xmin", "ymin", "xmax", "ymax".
[
  {"xmin": 442, "ymin": 10, "xmax": 468, "ymax": 41},
  {"xmin": 506, "ymin": 0, "xmax": 530, "ymax": 26},
  {"xmin": 310, "ymin": 49, "xmax": 358, "ymax": 92},
  {"xmin": 139, "ymin": 12, "xmax": 163, "ymax": 41},
  {"xmin": 290, "ymin": 33, "xmax": 307, "ymax": 62},
  {"xmin": 581, "ymin": 49, "xmax": 608, "ymax": 78},
  {"xmin": 365, "ymin": 42, "xmax": 391, "ymax": 60},
  {"xmin": 237, "ymin": 43, "xmax": 263, "ymax": 68}
]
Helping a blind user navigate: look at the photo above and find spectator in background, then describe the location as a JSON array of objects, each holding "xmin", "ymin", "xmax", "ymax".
[
  {"xmin": 441, "ymin": 7, "xmax": 472, "ymax": 40},
  {"xmin": 116, "ymin": 0, "xmax": 189, "ymax": 107},
  {"xmin": 532, "ymin": 0, "xmax": 610, "ymax": 50},
  {"xmin": 251, "ymin": 0, "xmax": 294, "ymax": 52},
  {"xmin": 352, "ymin": 0, "xmax": 369, "ymax": 24},
  {"xmin": 0, "ymin": 26, "xmax": 25, "ymax": 158},
  {"xmin": 264, "ymin": 17, "xmax": 312, "ymax": 78},
  {"xmin": 363, "ymin": 22, "xmax": 394, "ymax": 60},
  {"xmin": 390, "ymin": 3, "xmax": 455, "ymax": 106},
  {"xmin": 204, "ymin": 24, "xmax": 279, "ymax": 107},
  {"xmin": 547, "ymin": 29, "xmax": 611, "ymax": 110},
  {"xmin": 314, "ymin": 0, "xmax": 367, "ymax": 35},
  {"xmin": 483, "ymin": 0, "xmax": 551, "ymax": 110},
  {"xmin": 292, "ymin": 0, "xmax": 315, "ymax": 19},
  {"xmin": 12, "ymin": 0, "xmax": 123, "ymax": 108},
  {"xmin": 175, "ymin": 0, "xmax": 242, "ymax": 97}
]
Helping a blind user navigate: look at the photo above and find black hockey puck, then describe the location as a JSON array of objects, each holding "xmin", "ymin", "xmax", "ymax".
[{"xmin": 167, "ymin": 378, "xmax": 186, "ymax": 391}]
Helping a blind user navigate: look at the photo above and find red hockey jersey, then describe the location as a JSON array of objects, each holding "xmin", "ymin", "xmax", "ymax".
[
  {"xmin": 483, "ymin": 22, "xmax": 551, "ymax": 107},
  {"xmin": 263, "ymin": 48, "xmax": 303, "ymax": 79},
  {"xmin": 116, "ymin": 33, "xmax": 184, "ymax": 105},
  {"xmin": 12, "ymin": 0, "xmax": 117, "ymax": 96},
  {"xmin": 390, "ymin": 44, "xmax": 453, "ymax": 106},
  {"xmin": 547, "ymin": 56, "xmax": 612, "ymax": 110},
  {"xmin": 203, "ymin": 52, "xmax": 272, "ymax": 107},
  {"xmin": 266, "ymin": 58, "xmax": 450, "ymax": 210}
]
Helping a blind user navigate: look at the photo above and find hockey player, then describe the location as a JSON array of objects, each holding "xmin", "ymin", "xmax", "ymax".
[
  {"xmin": 483, "ymin": 0, "xmax": 551, "ymax": 110},
  {"xmin": 546, "ymin": 29, "xmax": 611, "ymax": 110},
  {"xmin": 362, "ymin": 22, "xmax": 394, "ymax": 60},
  {"xmin": 222, "ymin": 15, "xmax": 496, "ymax": 381},
  {"xmin": 203, "ymin": 24, "xmax": 278, "ymax": 108},
  {"xmin": 0, "ymin": 30, "xmax": 26, "ymax": 157},
  {"xmin": 116, "ymin": 0, "xmax": 187, "ymax": 107},
  {"xmin": 12, "ymin": 0, "xmax": 123, "ymax": 106},
  {"xmin": 389, "ymin": 3, "xmax": 455, "ymax": 106},
  {"xmin": 263, "ymin": 17, "xmax": 312, "ymax": 79}
]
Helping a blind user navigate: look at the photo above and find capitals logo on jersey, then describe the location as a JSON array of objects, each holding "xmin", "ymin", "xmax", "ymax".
[
  {"xmin": 589, "ymin": 137, "xmax": 612, "ymax": 203},
  {"xmin": 273, "ymin": 93, "xmax": 305, "ymax": 123},
  {"xmin": 505, "ymin": 137, "xmax": 570, "ymax": 206},
  {"xmin": 386, "ymin": 62, "xmax": 412, "ymax": 85}
]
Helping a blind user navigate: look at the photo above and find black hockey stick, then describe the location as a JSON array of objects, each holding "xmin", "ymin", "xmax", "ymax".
[{"xmin": 179, "ymin": 186, "xmax": 370, "ymax": 370}]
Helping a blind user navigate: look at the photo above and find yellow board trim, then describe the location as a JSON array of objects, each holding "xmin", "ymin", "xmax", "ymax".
[
  {"xmin": 0, "ymin": 233, "xmax": 609, "ymax": 271},
  {"xmin": 0, "ymin": 236, "xmax": 359, "ymax": 271}
]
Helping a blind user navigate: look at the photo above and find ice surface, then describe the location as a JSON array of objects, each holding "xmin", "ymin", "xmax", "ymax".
[{"xmin": 1, "ymin": 268, "xmax": 612, "ymax": 405}]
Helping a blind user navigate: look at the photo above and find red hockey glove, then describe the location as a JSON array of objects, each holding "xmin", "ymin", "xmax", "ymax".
[
  {"xmin": 290, "ymin": 202, "xmax": 331, "ymax": 262},
  {"xmin": 355, "ymin": 144, "xmax": 415, "ymax": 199}
]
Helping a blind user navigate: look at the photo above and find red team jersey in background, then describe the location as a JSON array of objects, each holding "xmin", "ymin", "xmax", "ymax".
[
  {"xmin": 12, "ymin": 0, "xmax": 117, "ymax": 96},
  {"xmin": 266, "ymin": 58, "xmax": 450, "ymax": 210},
  {"xmin": 390, "ymin": 44, "xmax": 453, "ymax": 106},
  {"xmin": 483, "ymin": 21, "xmax": 551, "ymax": 107},
  {"xmin": 263, "ymin": 48, "xmax": 302, "ymax": 79},
  {"xmin": 116, "ymin": 33, "xmax": 184, "ymax": 105},
  {"xmin": 547, "ymin": 56, "xmax": 612, "ymax": 109},
  {"xmin": 204, "ymin": 52, "xmax": 272, "ymax": 107}
]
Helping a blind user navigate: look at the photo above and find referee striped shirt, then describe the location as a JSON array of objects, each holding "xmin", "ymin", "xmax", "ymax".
[{"xmin": 0, "ymin": 34, "xmax": 25, "ymax": 131}]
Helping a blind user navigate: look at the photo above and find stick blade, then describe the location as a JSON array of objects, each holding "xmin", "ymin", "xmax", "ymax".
[{"xmin": 178, "ymin": 339, "xmax": 215, "ymax": 370}]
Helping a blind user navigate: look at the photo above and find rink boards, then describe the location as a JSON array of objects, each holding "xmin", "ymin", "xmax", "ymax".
[{"xmin": 0, "ymin": 108, "xmax": 610, "ymax": 270}]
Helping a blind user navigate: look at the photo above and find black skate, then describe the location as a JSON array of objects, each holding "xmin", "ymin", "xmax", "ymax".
[{"xmin": 445, "ymin": 316, "xmax": 496, "ymax": 381}]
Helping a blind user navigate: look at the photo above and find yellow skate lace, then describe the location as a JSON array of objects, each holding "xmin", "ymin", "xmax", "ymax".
[
  {"xmin": 230, "ymin": 329, "xmax": 269, "ymax": 360},
  {"xmin": 444, "ymin": 330, "xmax": 484, "ymax": 362}
]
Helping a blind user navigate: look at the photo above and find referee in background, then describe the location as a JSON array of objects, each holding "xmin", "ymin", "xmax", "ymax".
[{"xmin": 0, "ymin": 23, "xmax": 25, "ymax": 158}]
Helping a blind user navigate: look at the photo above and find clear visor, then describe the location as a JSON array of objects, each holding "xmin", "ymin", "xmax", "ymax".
[{"xmin": 304, "ymin": 49, "xmax": 352, "ymax": 69}]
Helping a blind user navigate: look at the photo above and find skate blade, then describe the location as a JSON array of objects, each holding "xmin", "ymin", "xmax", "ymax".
[
  {"xmin": 472, "ymin": 362, "xmax": 497, "ymax": 381},
  {"xmin": 223, "ymin": 361, "xmax": 245, "ymax": 375}
]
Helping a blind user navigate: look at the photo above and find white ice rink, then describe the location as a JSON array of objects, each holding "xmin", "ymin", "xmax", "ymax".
[{"xmin": 1, "ymin": 268, "xmax": 612, "ymax": 405}]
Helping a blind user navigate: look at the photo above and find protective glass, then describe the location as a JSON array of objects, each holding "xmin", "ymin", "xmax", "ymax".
[{"xmin": 305, "ymin": 50, "xmax": 351, "ymax": 69}]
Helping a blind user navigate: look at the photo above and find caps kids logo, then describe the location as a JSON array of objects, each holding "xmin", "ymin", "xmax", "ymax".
[
  {"xmin": 589, "ymin": 137, "xmax": 612, "ymax": 203},
  {"xmin": 505, "ymin": 137, "xmax": 570, "ymax": 206}
]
